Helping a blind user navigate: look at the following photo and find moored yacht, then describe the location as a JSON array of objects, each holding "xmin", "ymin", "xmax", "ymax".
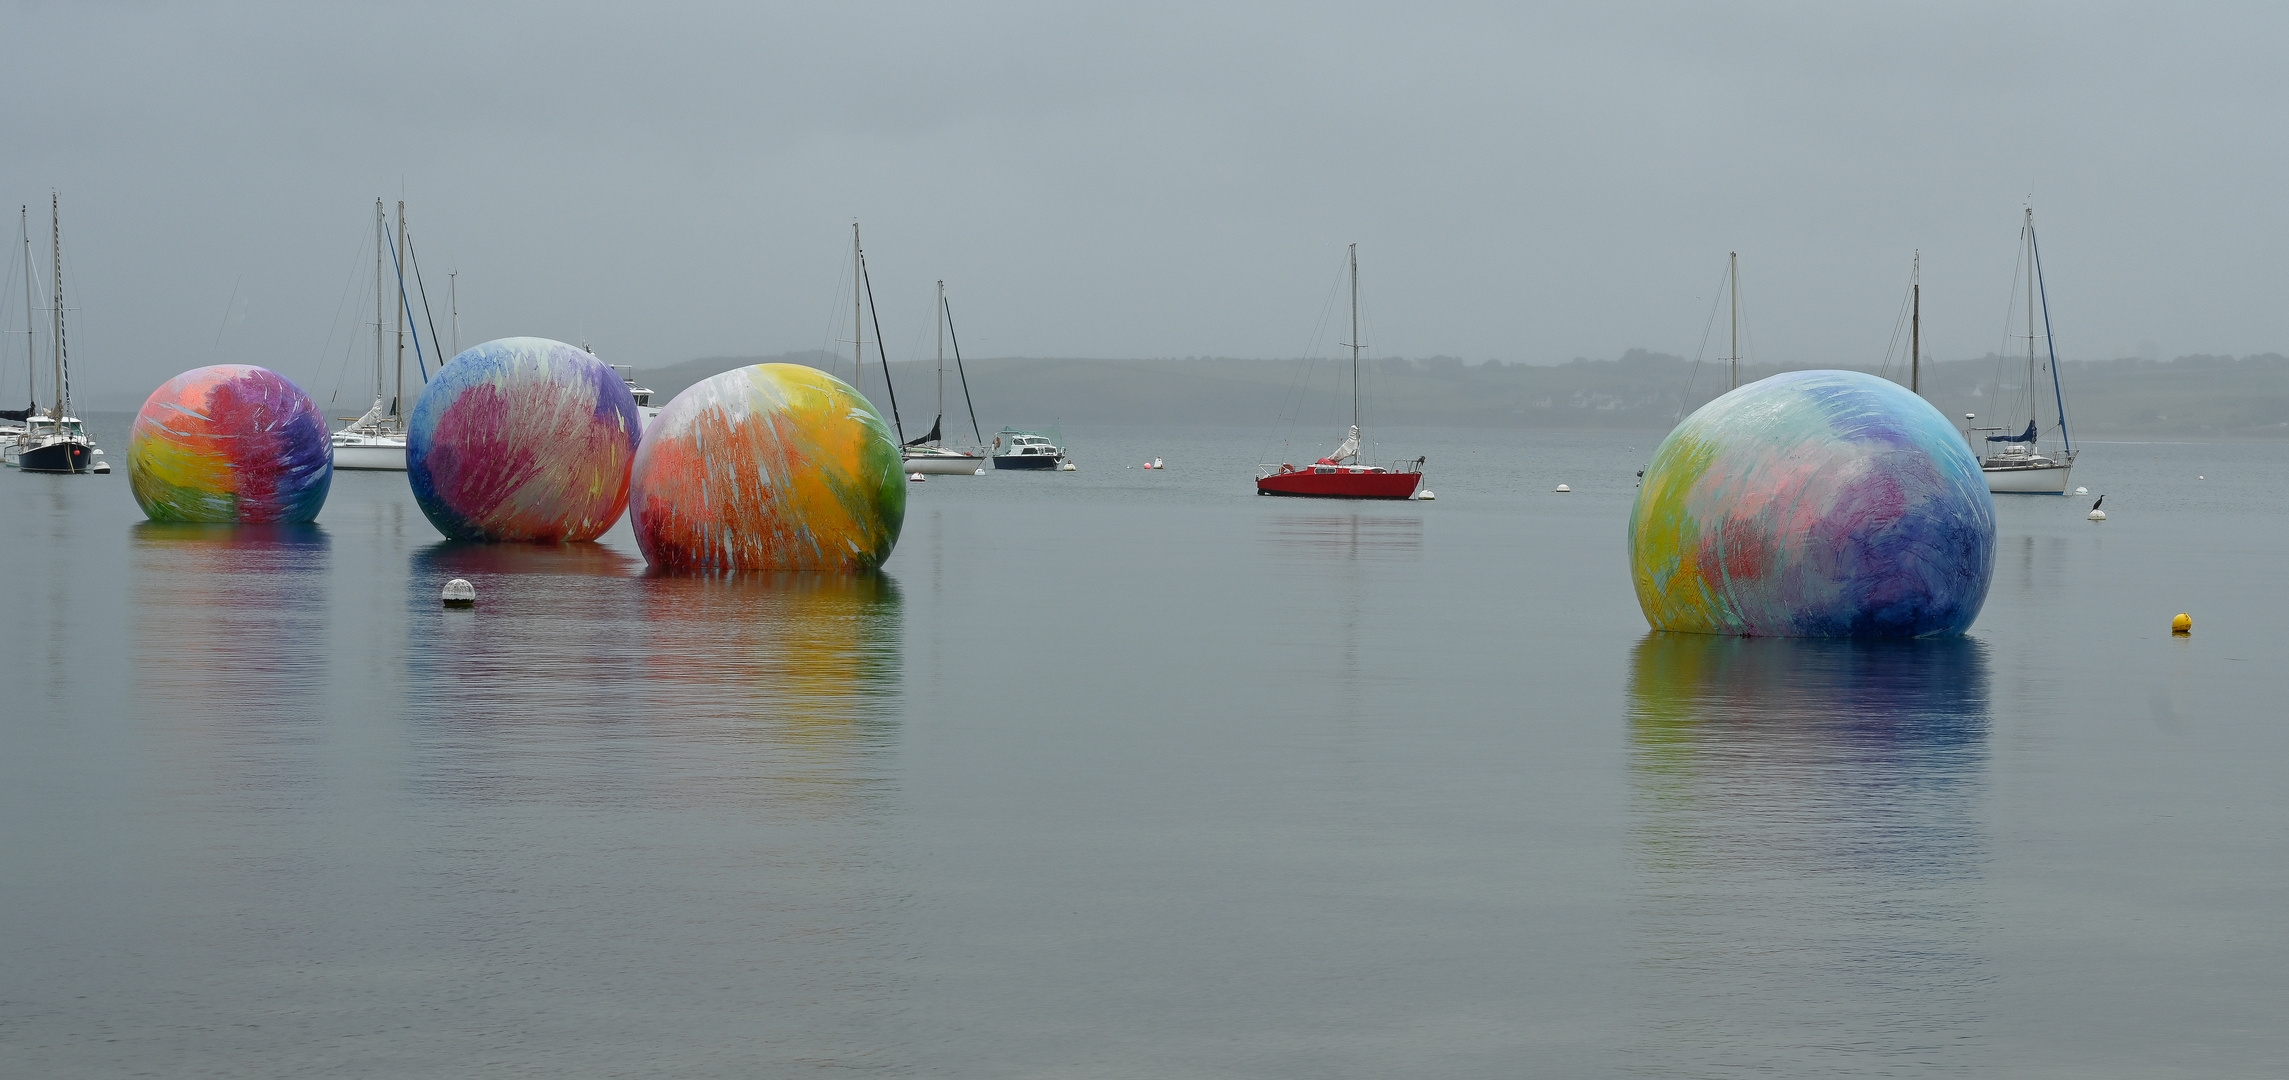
[
  {"xmin": 1255, "ymin": 244, "xmax": 1424, "ymax": 499},
  {"xmin": 902, "ymin": 281, "xmax": 989, "ymax": 474},
  {"xmin": 1965, "ymin": 207, "xmax": 2077, "ymax": 495},
  {"xmin": 12, "ymin": 196, "xmax": 99, "ymax": 474},
  {"xmin": 992, "ymin": 429, "xmax": 1064, "ymax": 469}
]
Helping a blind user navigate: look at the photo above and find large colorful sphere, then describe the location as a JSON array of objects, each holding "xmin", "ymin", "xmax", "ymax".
[
  {"xmin": 1628, "ymin": 369, "xmax": 1995, "ymax": 637},
  {"xmin": 408, "ymin": 337, "xmax": 641, "ymax": 542},
  {"xmin": 630, "ymin": 363, "xmax": 904, "ymax": 571},
  {"xmin": 127, "ymin": 365, "xmax": 332, "ymax": 523}
]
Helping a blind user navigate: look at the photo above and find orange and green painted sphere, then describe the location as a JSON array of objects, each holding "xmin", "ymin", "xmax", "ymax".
[{"xmin": 630, "ymin": 364, "xmax": 904, "ymax": 571}]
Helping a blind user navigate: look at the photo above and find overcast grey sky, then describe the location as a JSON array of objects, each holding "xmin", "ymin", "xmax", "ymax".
[{"xmin": 3, "ymin": 1, "xmax": 2284, "ymax": 405}]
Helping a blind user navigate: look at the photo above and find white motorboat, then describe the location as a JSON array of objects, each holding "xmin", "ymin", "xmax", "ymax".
[
  {"xmin": 902, "ymin": 280, "xmax": 989, "ymax": 474},
  {"xmin": 606, "ymin": 362, "xmax": 662, "ymax": 430},
  {"xmin": 1965, "ymin": 207, "xmax": 2077, "ymax": 495}
]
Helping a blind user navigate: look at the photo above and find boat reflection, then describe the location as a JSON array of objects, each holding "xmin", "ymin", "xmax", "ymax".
[
  {"xmin": 1626, "ymin": 632, "xmax": 1992, "ymax": 1071},
  {"xmin": 1260, "ymin": 511, "xmax": 1423, "ymax": 561}
]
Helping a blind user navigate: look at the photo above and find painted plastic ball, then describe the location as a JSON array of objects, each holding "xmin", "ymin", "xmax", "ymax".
[
  {"xmin": 630, "ymin": 363, "xmax": 904, "ymax": 571},
  {"xmin": 127, "ymin": 364, "xmax": 332, "ymax": 523},
  {"xmin": 408, "ymin": 337, "xmax": 641, "ymax": 542},
  {"xmin": 1628, "ymin": 369, "xmax": 1995, "ymax": 637}
]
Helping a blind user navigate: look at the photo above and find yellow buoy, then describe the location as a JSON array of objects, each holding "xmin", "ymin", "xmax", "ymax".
[{"xmin": 2171, "ymin": 613, "xmax": 2192, "ymax": 634}]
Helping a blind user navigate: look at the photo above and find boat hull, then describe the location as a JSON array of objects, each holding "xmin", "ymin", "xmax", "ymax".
[
  {"xmin": 906, "ymin": 453, "xmax": 986, "ymax": 474},
  {"xmin": 1984, "ymin": 462, "xmax": 2073, "ymax": 494},
  {"xmin": 332, "ymin": 441, "xmax": 406, "ymax": 471},
  {"xmin": 994, "ymin": 454, "xmax": 1061, "ymax": 470},
  {"xmin": 17, "ymin": 438, "xmax": 94, "ymax": 473},
  {"xmin": 1256, "ymin": 469, "xmax": 1422, "ymax": 499}
]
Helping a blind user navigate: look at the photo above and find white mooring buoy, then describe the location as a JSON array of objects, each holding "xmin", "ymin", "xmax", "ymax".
[
  {"xmin": 2088, "ymin": 509, "xmax": 2106, "ymax": 521},
  {"xmin": 2075, "ymin": 486, "xmax": 2088, "ymax": 494},
  {"xmin": 909, "ymin": 472, "xmax": 926, "ymax": 482},
  {"xmin": 974, "ymin": 467, "xmax": 986, "ymax": 475},
  {"xmin": 441, "ymin": 579, "xmax": 476, "ymax": 608},
  {"xmin": 1059, "ymin": 462, "xmax": 1077, "ymax": 471},
  {"xmin": 1417, "ymin": 490, "xmax": 1436, "ymax": 501},
  {"xmin": 1555, "ymin": 483, "xmax": 1571, "ymax": 493}
]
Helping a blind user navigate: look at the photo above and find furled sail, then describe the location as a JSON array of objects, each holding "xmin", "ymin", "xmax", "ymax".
[
  {"xmin": 1986, "ymin": 420, "xmax": 2038, "ymax": 443},
  {"xmin": 0, "ymin": 403, "xmax": 34, "ymax": 421},
  {"xmin": 904, "ymin": 416, "xmax": 942, "ymax": 447}
]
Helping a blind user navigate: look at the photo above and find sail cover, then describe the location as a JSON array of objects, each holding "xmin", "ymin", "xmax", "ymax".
[
  {"xmin": 0, "ymin": 403, "xmax": 33, "ymax": 421},
  {"xmin": 903, "ymin": 416, "xmax": 942, "ymax": 447},
  {"xmin": 1986, "ymin": 420, "xmax": 2038, "ymax": 443}
]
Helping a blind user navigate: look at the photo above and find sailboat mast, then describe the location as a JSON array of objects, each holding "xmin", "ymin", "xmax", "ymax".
[
  {"xmin": 395, "ymin": 201, "xmax": 408, "ymax": 422},
  {"xmin": 852, "ymin": 222, "xmax": 863, "ymax": 386},
  {"xmin": 1349, "ymin": 243, "xmax": 1360, "ymax": 437},
  {"xmin": 50, "ymin": 193, "xmax": 65, "ymax": 417},
  {"xmin": 449, "ymin": 269, "xmax": 459, "ymax": 357},
  {"xmin": 20, "ymin": 206, "xmax": 34, "ymax": 410},
  {"xmin": 1910, "ymin": 251, "xmax": 1921, "ymax": 394},
  {"xmin": 374, "ymin": 199, "xmax": 386, "ymax": 411},
  {"xmin": 1728, "ymin": 251, "xmax": 1739, "ymax": 391},
  {"xmin": 936, "ymin": 279, "xmax": 945, "ymax": 431},
  {"xmin": 2024, "ymin": 209, "xmax": 2037, "ymax": 436}
]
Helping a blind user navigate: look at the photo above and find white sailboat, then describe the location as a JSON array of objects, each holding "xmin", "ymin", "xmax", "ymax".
[
  {"xmin": 902, "ymin": 280, "xmax": 989, "ymax": 474},
  {"xmin": 1965, "ymin": 207, "xmax": 2077, "ymax": 494},
  {"xmin": 332, "ymin": 199, "xmax": 426, "ymax": 471}
]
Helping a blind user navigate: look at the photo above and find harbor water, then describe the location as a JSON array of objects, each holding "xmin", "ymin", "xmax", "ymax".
[{"xmin": 3, "ymin": 420, "xmax": 2284, "ymax": 1077}]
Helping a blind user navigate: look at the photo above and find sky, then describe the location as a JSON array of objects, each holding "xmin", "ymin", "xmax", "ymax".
[{"xmin": 3, "ymin": 1, "xmax": 2285, "ymax": 407}]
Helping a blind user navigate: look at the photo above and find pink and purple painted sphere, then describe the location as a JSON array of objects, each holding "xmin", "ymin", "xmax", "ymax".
[
  {"xmin": 127, "ymin": 364, "xmax": 333, "ymax": 523},
  {"xmin": 408, "ymin": 337, "xmax": 642, "ymax": 542},
  {"xmin": 1627, "ymin": 369, "xmax": 1995, "ymax": 638}
]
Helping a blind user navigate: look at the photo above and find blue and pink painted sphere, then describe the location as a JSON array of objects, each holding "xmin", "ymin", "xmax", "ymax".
[
  {"xmin": 1628, "ymin": 369, "xmax": 1995, "ymax": 637},
  {"xmin": 127, "ymin": 364, "xmax": 332, "ymax": 523},
  {"xmin": 407, "ymin": 337, "xmax": 642, "ymax": 542}
]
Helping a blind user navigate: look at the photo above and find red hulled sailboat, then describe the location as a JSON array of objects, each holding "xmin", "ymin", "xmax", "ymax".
[{"xmin": 1256, "ymin": 244, "xmax": 1424, "ymax": 499}]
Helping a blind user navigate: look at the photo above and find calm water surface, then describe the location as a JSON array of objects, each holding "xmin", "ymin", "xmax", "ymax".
[{"xmin": 3, "ymin": 421, "xmax": 2284, "ymax": 1077}]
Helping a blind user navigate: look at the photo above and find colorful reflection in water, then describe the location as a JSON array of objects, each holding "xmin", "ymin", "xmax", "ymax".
[
  {"xmin": 1625, "ymin": 632, "xmax": 1992, "ymax": 1071},
  {"xmin": 130, "ymin": 523, "xmax": 335, "ymax": 794}
]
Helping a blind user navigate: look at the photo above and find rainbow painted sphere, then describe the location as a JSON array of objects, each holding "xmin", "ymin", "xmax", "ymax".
[
  {"xmin": 127, "ymin": 365, "xmax": 332, "ymax": 523},
  {"xmin": 630, "ymin": 363, "xmax": 904, "ymax": 571},
  {"xmin": 408, "ymin": 337, "xmax": 641, "ymax": 542},
  {"xmin": 1628, "ymin": 369, "xmax": 1995, "ymax": 637}
]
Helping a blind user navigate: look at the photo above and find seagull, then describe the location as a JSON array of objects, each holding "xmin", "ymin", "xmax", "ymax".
[{"xmin": 2091, "ymin": 494, "xmax": 2106, "ymax": 512}]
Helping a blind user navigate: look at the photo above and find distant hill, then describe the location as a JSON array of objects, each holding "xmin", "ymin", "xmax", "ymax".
[{"xmin": 625, "ymin": 349, "xmax": 2289, "ymax": 439}]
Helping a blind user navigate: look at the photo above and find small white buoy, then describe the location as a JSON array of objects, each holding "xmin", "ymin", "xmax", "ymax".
[
  {"xmin": 2075, "ymin": 486, "xmax": 2088, "ymax": 494},
  {"xmin": 908, "ymin": 472, "xmax": 926, "ymax": 482},
  {"xmin": 1417, "ymin": 490, "xmax": 1436, "ymax": 501},
  {"xmin": 91, "ymin": 460, "xmax": 110, "ymax": 474},
  {"xmin": 974, "ymin": 468, "xmax": 986, "ymax": 475},
  {"xmin": 1555, "ymin": 483, "xmax": 1570, "ymax": 493},
  {"xmin": 2199, "ymin": 475, "xmax": 2205, "ymax": 480},
  {"xmin": 441, "ymin": 578, "xmax": 476, "ymax": 608},
  {"xmin": 2088, "ymin": 509, "xmax": 2106, "ymax": 521},
  {"xmin": 1059, "ymin": 462, "xmax": 1077, "ymax": 471},
  {"xmin": 1153, "ymin": 458, "xmax": 1163, "ymax": 469}
]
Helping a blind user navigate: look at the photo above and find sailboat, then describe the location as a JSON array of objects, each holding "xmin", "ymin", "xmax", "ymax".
[
  {"xmin": 903, "ymin": 281, "xmax": 989, "ymax": 474},
  {"xmin": 11, "ymin": 194, "xmax": 100, "ymax": 474},
  {"xmin": 1256, "ymin": 244, "xmax": 1424, "ymax": 499},
  {"xmin": 1964, "ymin": 208, "xmax": 2076, "ymax": 494},
  {"xmin": 332, "ymin": 199, "xmax": 435, "ymax": 471}
]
